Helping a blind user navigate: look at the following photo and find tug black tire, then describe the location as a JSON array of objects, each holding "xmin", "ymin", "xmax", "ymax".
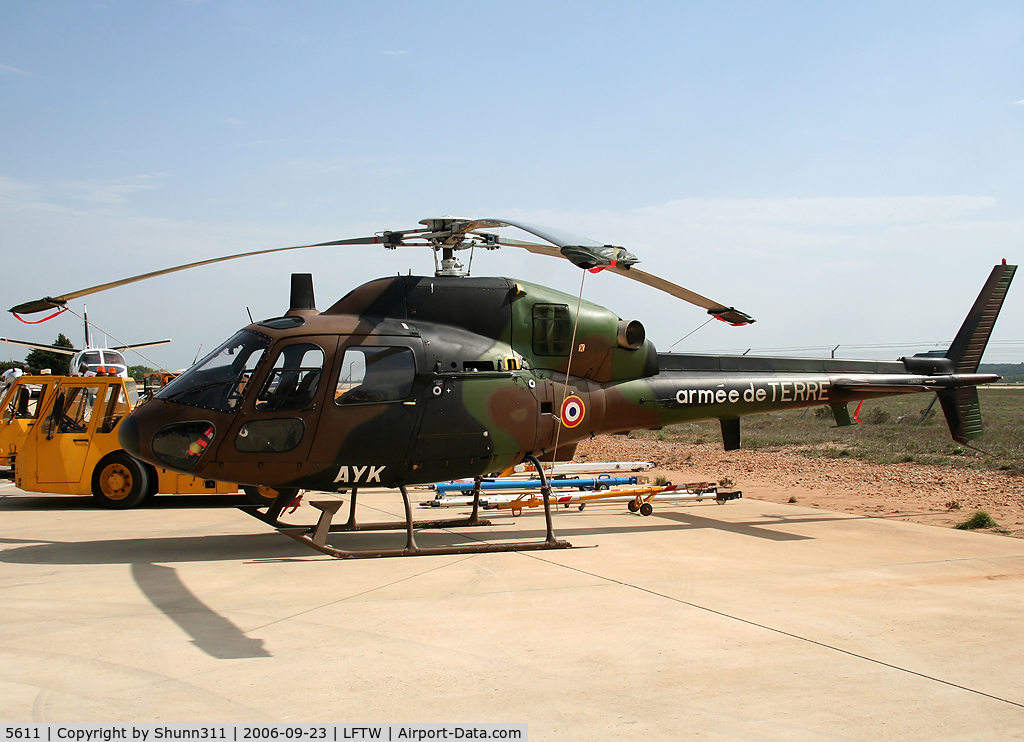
[{"xmin": 92, "ymin": 452, "xmax": 150, "ymax": 509}]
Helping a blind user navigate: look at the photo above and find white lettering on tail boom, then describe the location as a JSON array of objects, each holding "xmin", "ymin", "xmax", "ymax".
[{"xmin": 674, "ymin": 381, "xmax": 830, "ymax": 406}]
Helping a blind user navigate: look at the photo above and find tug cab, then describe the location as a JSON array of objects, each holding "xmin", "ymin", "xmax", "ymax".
[
  {"xmin": 0, "ymin": 374, "xmax": 57, "ymax": 474},
  {"xmin": 4, "ymin": 374, "xmax": 238, "ymax": 508},
  {"xmin": 142, "ymin": 370, "xmax": 181, "ymax": 397}
]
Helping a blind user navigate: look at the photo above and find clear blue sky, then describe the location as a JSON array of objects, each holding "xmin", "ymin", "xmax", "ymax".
[{"xmin": 2, "ymin": 1, "xmax": 1022, "ymax": 370}]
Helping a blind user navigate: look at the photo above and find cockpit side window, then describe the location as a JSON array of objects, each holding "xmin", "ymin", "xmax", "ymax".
[
  {"xmin": 335, "ymin": 346, "xmax": 415, "ymax": 405},
  {"xmin": 255, "ymin": 343, "xmax": 325, "ymax": 411}
]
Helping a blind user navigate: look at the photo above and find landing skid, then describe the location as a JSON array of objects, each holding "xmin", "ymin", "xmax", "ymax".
[{"xmin": 240, "ymin": 455, "xmax": 573, "ymax": 558}]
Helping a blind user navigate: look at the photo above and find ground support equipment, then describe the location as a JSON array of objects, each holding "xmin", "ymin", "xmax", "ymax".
[
  {"xmin": 489, "ymin": 482, "xmax": 742, "ymax": 516},
  {"xmin": 433, "ymin": 475, "xmax": 637, "ymax": 496},
  {"xmin": 507, "ymin": 460, "xmax": 654, "ymax": 475}
]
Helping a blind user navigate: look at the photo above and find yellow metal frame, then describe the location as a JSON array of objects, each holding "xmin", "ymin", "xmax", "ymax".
[
  {"xmin": 11, "ymin": 375, "xmax": 237, "ymax": 497},
  {"xmin": 1, "ymin": 375, "xmax": 57, "ymax": 469},
  {"xmin": 499, "ymin": 481, "xmax": 723, "ymax": 516}
]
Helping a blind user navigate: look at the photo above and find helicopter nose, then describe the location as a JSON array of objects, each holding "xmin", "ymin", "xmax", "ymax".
[{"xmin": 118, "ymin": 413, "xmax": 142, "ymax": 460}]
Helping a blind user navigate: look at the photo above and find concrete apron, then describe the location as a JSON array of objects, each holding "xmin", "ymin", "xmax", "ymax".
[{"xmin": 1, "ymin": 482, "xmax": 1023, "ymax": 740}]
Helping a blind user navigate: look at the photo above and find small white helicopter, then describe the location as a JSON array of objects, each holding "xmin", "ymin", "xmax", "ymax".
[{"xmin": 1, "ymin": 306, "xmax": 170, "ymax": 377}]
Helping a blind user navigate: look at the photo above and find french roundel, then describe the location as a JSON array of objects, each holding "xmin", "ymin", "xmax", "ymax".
[{"xmin": 560, "ymin": 395, "xmax": 586, "ymax": 428}]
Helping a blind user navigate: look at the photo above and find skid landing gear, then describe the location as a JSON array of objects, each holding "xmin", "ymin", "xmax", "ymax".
[{"xmin": 240, "ymin": 455, "xmax": 573, "ymax": 558}]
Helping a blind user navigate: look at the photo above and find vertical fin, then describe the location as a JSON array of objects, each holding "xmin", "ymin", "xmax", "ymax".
[
  {"xmin": 936, "ymin": 263, "xmax": 1015, "ymax": 443},
  {"xmin": 945, "ymin": 263, "xmax": 1016, "ymax": 373},
  {"xmin": 937, "ymin": 387, "xmax": 984, "ymax": 443},
  {"xmin": 720, "ymin": 418, "xmax": 741, "ymax": 450},
  {"xmin": 830, "ymin": 404, "xmax": 852, "ymax": 427}
]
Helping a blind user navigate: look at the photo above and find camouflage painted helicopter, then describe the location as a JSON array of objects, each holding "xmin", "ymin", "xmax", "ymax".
[{"xmin": 9, "ymin": 217, "xmax": 1016, "ymax": 558}]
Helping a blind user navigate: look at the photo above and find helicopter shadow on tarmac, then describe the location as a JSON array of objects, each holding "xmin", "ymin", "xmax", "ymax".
[
  {"xmin": 0, "ymin": 531, "xmax": 277, "ymax": 659},
  {"xmin": 128, "ymin": 561, "xmax": 272, "ymax": 660},
  {"xmin": 0, "ymin": 492, "xmax": 260, "ymax": 512},
  {"xmin": 0, "ymin": 496, "xmax": 839, "ymax": 568},
  {"xmin": 0, "ymin": 494, "xmax": 844, "ymax": 659},
  {"xmin": 0, "ymin": 495, "xmax": 286, "ymax": 659}
]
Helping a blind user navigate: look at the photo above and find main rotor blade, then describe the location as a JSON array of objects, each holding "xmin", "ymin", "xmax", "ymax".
[
  {"xmin": 0, "ymin": 338, "xmax": 79, "ymax": 354},
  {"xmin": 466, "ymin": 218, "xmax": 604, "ymax": 248},
  {"xmin": 8, "ymin": 236, "xmax": 387, "ymax": 315},
  {"xmin": 605, "ymin": 265, "xmax": 755, "ymax": 325},
  {"xmin": 494, "ymin": 237, "xmax": 755, "ymax": 325}
]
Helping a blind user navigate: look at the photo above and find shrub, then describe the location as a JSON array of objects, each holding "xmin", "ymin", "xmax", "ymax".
[
  {"xmin": 865, "ymin": 407, "xmax": 891, "ymax": 425},
  {"xmin": 955, "ymin": 511, "xmax": 998, "ymax": 530}
]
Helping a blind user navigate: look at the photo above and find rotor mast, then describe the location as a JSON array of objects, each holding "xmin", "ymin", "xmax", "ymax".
[{"xmin": 418, "ymin": 217, "xmax": 498, "ymax": 278}]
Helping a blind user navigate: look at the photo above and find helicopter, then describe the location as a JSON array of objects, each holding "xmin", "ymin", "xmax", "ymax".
[
  {"xmin": 8, "ymin": 217, "xmax": 1016, "ymax": 558},
  {"xmin": 2, "ymin": 305, "xmax": 170, "ymax": 377}
]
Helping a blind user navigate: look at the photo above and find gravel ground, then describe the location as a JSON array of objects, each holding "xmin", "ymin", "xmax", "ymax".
[{"xmin": 576, "ymin": 435, "xmax": 1024, "ymax": 537}]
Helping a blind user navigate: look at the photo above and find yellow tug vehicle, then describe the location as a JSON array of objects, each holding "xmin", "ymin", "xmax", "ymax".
[{"xmin": 1, "ymin": 373, "xmax": 238, "ymax": 508}]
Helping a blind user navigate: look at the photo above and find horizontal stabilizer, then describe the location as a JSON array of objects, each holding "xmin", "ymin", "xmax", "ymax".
[{"xmin": 831, "ymin": 380, "xmax": 932, "ymax": 395}]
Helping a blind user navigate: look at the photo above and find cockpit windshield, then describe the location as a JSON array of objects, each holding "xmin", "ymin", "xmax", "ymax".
[{"xmin": 156, "ymin": 330, "xmax": 270, "ymax": 412}]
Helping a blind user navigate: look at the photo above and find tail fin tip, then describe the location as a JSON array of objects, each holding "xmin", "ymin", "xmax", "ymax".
[{"xmin": 944, "ymin": 263, "xmax": 1016, "ymax": 374}]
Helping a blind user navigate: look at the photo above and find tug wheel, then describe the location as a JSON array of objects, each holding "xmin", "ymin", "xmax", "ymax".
[
  {"xmin": 243, "ymin": 485, "xmax": 299, "ymax": 506},
  {"xmin": 628, "ymin": 500, "xmax": 640, "ymax": 513},
  {"xmin": 639, "ymin": 502, "xmax": 654, "ymax": 517},
  {"xmin": 92, "ymin": 452, "xmax": 150, "ymax": 509}
]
